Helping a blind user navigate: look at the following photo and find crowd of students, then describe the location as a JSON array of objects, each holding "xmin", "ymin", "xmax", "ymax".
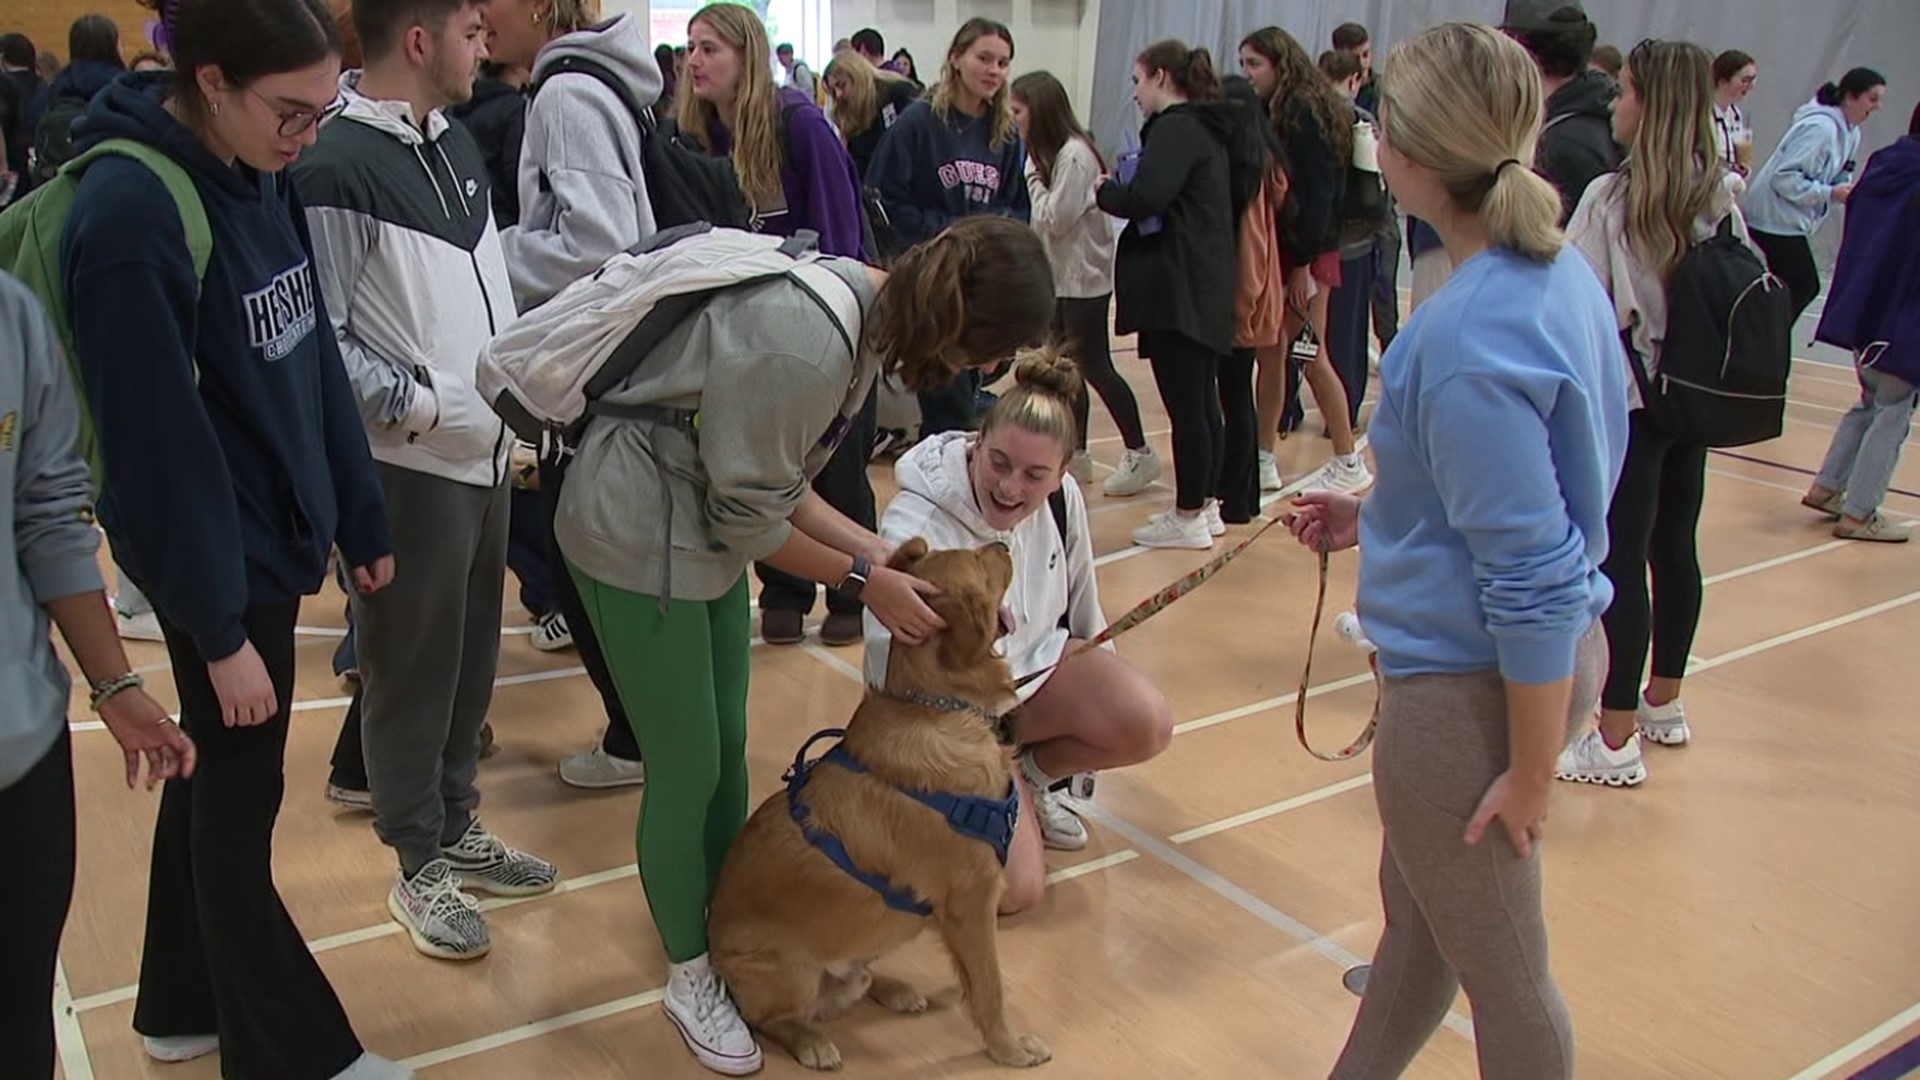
[{"xmin": 1, "ymin": 0, "xmax": 1915, "ymax": 1078}]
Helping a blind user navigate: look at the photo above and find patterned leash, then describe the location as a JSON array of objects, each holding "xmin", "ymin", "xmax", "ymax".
[{"xmin": 1010, "ymin": 510, "xmax": 1380, "ymax": 762}]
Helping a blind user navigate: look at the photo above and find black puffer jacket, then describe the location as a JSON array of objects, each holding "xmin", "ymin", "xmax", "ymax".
[
  {"xmin": 1274, "ymin": 98, "xmax": 1343, "ymax": 266},
  {"xmin": 449, "ymin": 77, "xmax": 528, "ymax": 227},
  {"xmin": 1537, "ymin": 69, "xmax": 1620, "ymax": 224}
]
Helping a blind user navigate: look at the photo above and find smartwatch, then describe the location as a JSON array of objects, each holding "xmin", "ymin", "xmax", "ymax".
[{"xmin": 838, "ymin": 553, "xmax": 872, "ymax": 600}]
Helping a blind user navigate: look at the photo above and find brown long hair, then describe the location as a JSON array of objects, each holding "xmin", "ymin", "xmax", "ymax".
[
  {"xmin": 1136, "ymin": 39, "xmax": 1223, "ymax": 102},
  {"xmin": 1616, "ymin": 40, "xmax": 1725, "ymax": 280},
  {"xmin": 1242, "ymin": 26, "xmax": 1353, "ymax": 165},
  {"xmin": 931, "ymin": 17, "xmax": 1017, "ymax": 151},
  {"xmin": 1011, "ymin": 70, "xmax": 1104, "ymax": 188},
  {"xmin": 823, "ymin": 47, "xmax": 916, "ymax": 142},
  {"xmin": 869, "ymin": 216, "xmax": 1055, "ymax": 391},
  {"xmin": 676, "ymin": 4, "xmax": 783, "ymax": 210}
]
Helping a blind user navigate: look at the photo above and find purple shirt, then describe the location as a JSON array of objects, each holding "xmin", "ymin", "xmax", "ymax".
[{"xmin": 708, "ymin": 87, "xmax": 867, "ymax": 259}]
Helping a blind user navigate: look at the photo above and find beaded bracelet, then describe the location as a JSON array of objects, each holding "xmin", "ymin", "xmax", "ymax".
[{"xmin": 89, "ymin": 671, "xmax": 146, "ymax": 712}]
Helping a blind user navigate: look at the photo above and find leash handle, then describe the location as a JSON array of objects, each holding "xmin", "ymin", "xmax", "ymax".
[{"xmin": 1293, "ymin": 535, "xmax": 1379, "ymax": 762}]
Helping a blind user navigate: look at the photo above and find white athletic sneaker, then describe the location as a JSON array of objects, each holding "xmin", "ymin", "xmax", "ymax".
[
  {"xmin": 441, "ymin": 818, "xmax": 559, "ymax": 897},
  {"xmin": 559, "ymin": 746, "xmax": 648, "ymax": 789},
  {"xmin": 1103, "ymin": 447, "xmax": 1162, "ymax": 497},
  {"xmin": 1035, "ymin": 788, "xmax": 1089, "ymax": 851},
  {"xmin": 1300, "ymin": 455, "xmax": 1374, "ymax": 496},
  {"xmin": 1333, "ymin": 611, "xmax": 1376, "ymax": 655},
  {"xmin": 530, "ymin": 611, "xmax": 573, "ymax": 652},
  {"xmin": 1636, "ymin": 696, "xmax": 1691, "ymax": 746},
  {"xmin": 1068, "ymin": 451, "xmax": 1094, "ymax": 485},
  {"xmin": 143, "ymin": 1034, "xmax": 218, "ymax": 1063},
  {"xmin": 331, "ymin": 1052, "xmax": 417, "ymax": 1080},
  {"xmin": 1258, "ymin": 450, "xmax": 1284, "ymax": 493},
  {"xmin": 663, "ymin": 954, "xmax": 764, "ymax": 1076},
  {"xmin": 1132, "ymin": 511, "xmax": 1214, "ymax": 551},
  {"xmin": 1202, "ymin": 499, "xmax": 1227, "ymax": 537},
  {"xmin": 1555, "ymin": 729, "xmax": 1647, "ymax": 787},
  {"xmin": 388, "ymin": 858, "xmax": 489, "ymax": 961}
]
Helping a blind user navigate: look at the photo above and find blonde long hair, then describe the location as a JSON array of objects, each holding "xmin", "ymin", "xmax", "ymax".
[
  {"xmin": 823, "ymin": 47, "xmax": 917, "ymax": 142},
  {"xmin": 675, "ymin": 3, "xmax": 783, "ymax": 210},
  {"xmin": 1617, "ymin": 40, "xmax": 1725, "ymax": 280},
  {"xmin": 931, "ymin": 17, "xmax": 1017, "ymax": 151},
  {"xmin": 1377, "ymin": 23, "xmax": 1564, "ymax": 261}
]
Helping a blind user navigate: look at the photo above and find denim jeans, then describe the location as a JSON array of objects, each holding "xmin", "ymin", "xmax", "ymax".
[{"xmin": 1815, "ymin": 365, "xmax": 1918, "ymax": 521}]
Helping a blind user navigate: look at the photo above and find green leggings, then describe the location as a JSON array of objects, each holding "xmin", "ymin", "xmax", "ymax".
[{"xmin": 568, "ymin": 565, "xmax": 752, "ymax": 963}]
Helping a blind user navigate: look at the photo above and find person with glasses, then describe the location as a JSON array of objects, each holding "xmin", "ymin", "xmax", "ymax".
[
  {"xmin": 1712, "ymin": 50, "xmax": 1758, "ymax": 178},
  {"xmin": 59, "ymin": 0, "xmax": 412, "ymax": 1076}
]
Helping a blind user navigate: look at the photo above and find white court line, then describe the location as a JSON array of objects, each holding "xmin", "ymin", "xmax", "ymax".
[
  {"xmin": 1701, "ymin": 540, "xmax": 1849, "ymax": 586},
  {"xmin": 1169, "ymin": 775, "xmax": 1375, "ymax": 845},
  {"xmin": 1783, "ymin": 999, "xmax": 1920, "ymax": 1080},
  {"xmin": 293, "ymin": 624, "xmax": 540, "ymax": 639},
  {"xmin": 1708, "ymin": 466, "xmax": 1920, "ymax": 519},
  {"xmin": 1173, "ymin": 674, "xmax": 1377, "ymax": 738},
  {"xmin": 1690, "ymin": 590, "xmax": 1920, "ymax": 673},
  {"xmin": 54, "ymin": 957, "xmax": 95, "ymax": 1080}
]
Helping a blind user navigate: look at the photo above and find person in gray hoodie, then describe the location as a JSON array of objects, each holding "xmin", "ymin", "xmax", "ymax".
[
  {"xmin": 2, "ymin": 271, "xmax": 195, "ymax": 1080},
  {"xmin": 554, "ymin": 216, "xmax": 1055, "ymax": 1075}
]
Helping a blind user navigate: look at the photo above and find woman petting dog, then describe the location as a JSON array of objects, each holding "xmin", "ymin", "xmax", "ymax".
[
  {"xmin": 553, "ymin": 215, "xmax": 1054, "ymax": 1076},
  {"xmin": 864, "ymin": 351, "xmax": 1175, "ymax": 915}
]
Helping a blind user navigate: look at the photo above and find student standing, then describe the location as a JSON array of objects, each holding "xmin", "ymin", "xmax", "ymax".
[
  {"xmin": 822, "ymin": 47, "xmax": 920, "ymax": 180},
  {"xmin": 1290, "ymin": 24, "xmax": 1625, "ymax": 1078},
  {"xmin": 1711, "ymin": 50, "xmax": 1757, "ymax": 178},
  {"xmin": 59, "ymin": 0, "xmax": 412, "ymax": 1075}
]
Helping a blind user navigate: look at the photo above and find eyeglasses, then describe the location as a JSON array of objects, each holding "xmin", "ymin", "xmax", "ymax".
[{"xmin": 249, "ymin": 87, "xmax": 347, "ymax": 137}]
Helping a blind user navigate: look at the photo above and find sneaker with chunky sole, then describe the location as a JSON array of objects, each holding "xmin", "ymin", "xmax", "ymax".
[
  {"xmin": 1555, "ymin": 729, "xmax": 1647, "ymax": 787},
  {"xmin": 389, "ymin": 859, "xmax": 489, "ymax": 961},
  {"xmin": 664, "ymin": 954, "xmax": 764, "ymax": 1076},
  {"xmin": 144, "ymin": 1034, "xmax": 218, "ymax": 1063},
  {"xmin": 442, "ymin": 819, "xmax": 558, "ymax": 897},
  {"xmin": 1202, "ymin": 499, "xmax": 1227, "ymax": 537},
  {"xmin": 1258, "ymin": 451, "xmax": 1285, "ymax": 493},
  {"xmin": 1132, "ymin": 511, "xmax": 1213, "ymax": 550},
  {"xmin": 1301, "ymin": 456, "xmax": 1374, "ymax": 496},
  {"xmin": 1636, "ymin": 697, "xmax": 1691, "ymax": 746},
  {"xmin": 559, "ymin": 746, "xmax": 647, "ymax": 789},
  {"xmin": 530, "ymin": 611, "xmax": 573, "ymax": 652},
  {"xmin": 1103, "ymin": 447, "xmax": 1162, "ymax": 497},
  {"xmin": 1035, "ymin": 788, "xmax": 1089, "ymax": 851}
]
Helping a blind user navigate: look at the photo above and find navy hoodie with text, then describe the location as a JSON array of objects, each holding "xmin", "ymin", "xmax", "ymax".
[
  {"xmin": 59, "ymin": 74, "xmax": 392, "ymax": 662},
  {"xmin": 866, "ymin": 98, "xmax": 1029, "ymax": 247}
]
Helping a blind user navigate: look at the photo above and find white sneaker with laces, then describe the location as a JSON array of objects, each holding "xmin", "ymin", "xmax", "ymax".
[
  {"xmin": 1202, "ymin": 499, "xmax": 1226, "ymax": 537},
  {"xmin": 388, "ymin": 858, "xmax": 489, "ymax": 960},
  {"xmin": 1301, "ymin": 455, "xmax": 1374, "ymax": 496},
  {"xmin": 530, "ymin": 611, "xmax": 573, "ymax": 652},
  {"xmin": 1132, "ymin": 511, "xmax": 1213, "ymax": 550},
  {"xmin": 441, "ymin": 818, "xmax": 558, "ymax": 897},
  {"xmin": 1555, "ymin": 729, "xmax": 1647, "ymax": 787},
  {"xmin": 143, "ymin": 1034, "xmax": 219, "ymax": 1063},
  {"xmin": 1258, "ymin": 450, "xmax": 1284, "ymax": 493},
  {"xmin": 664, "ymin": 954, "xmax": 764, "ymax": 1076},
  {"xmin": 1035, "ymin": 788, "xmax": 1089, "ymax": 851},
  {"xmin": 1636, "ymin": 696, "xmax": 1691, "ymax": 746},
  {"xmin": 1103, "ymin": 447, "xmax": 1162, "ymax": 497},
  {"xmin": 559, "ymin": 746, "xmax": 647, "ymax": 789}
]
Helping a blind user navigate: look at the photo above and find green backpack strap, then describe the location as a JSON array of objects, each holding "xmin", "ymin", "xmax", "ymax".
[{"xmin": 62, "ymin": 138, "xmax": 214, "ymax": 290}]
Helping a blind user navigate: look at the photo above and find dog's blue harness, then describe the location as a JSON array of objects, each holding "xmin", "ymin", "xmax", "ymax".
[{"xmin": 784, "ymin": 727, "xmax": 1020, "ymax": 917}]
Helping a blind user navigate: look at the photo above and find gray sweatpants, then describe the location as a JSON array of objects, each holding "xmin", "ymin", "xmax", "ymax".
[
  {"xmin": 1330, "ymin": 627, "xmax": 1604, "ymax": 1080},
  {"xmin": 352, "ymin": 463, "xmax": 510, "ymax": 876}
]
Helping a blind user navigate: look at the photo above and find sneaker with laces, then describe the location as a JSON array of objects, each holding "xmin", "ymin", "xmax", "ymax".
[
  {"xmin": 442, "ymin": 818, "xmax": 558, "ymax": 897},
  {"xmin": 1068, "ymin": 451, "xmax": 1094, "ymax": 485},
  {"xmin": 143, "ymin": 1034, "xmax": 218, "ymax": 1063},
  {"xmin": 1555, "ymin": 728, "xmax": 1647, "ymax": 787},
  {"xmin": 664, "ymin": 954, "xmax": 764, "ymax": 1076},
  {"xmin": 1636, "ymin": 696, "xmax": 1691, "ymax": 746},
  {"xmin": 1132, "ymin": 510, "xmax": 1214, "ymax": 550},
  {"xmin": 1035, "ymin": 788, "xmax": 1089, "ymax": 851},
  {"xmin": 530, "ymin": 611, "xmax": 573, "ymax": 652},
  {"xmin": 1201, "ymin": 499, "xmax": 1226, "ymax": 537},
  {"xmin": 388, "ymin": 859, "xmax": 489, "ymax": 961},
  {"xmin": 1301, "ymin": 456, "xmax": 1374, "ymax": 496},
  {"xmin": 1103, "ymin": 447, "xmax": 1162, "ymax": 497},
  {"xmin": 559, "ymin": 746, "xmax": 648, "ymax": 789},
  {"xmin": 1258, "ymin": 450, "xmax": 1284, "ymax": 493},
  {"xmin": 1835, "ymin": 512, "xmax": 1912, "ymax": 543}
]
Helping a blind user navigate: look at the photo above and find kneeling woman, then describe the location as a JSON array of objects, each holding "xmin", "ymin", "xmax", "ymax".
[
  {"xmin": 555, "ymin": 216, "xmax": 1054, "ymax": 1076},
  {"xmin": 863, "ymin": 353, "xmax": 1175, "ymax": 916}
]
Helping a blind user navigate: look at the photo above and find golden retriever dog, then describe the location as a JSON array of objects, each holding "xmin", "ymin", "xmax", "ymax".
[{"xmin": 709, "ymin": 539, "xmax": 1051, "ymax": 1071}]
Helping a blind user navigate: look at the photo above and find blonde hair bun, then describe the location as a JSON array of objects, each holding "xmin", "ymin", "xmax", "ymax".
[{"xmin": 1011, "ymin": 347, "xmax": 1084, "ymax": 403}]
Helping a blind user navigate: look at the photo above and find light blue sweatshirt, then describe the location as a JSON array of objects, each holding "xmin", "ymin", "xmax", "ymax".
[
  {"xmin": 1743, "ymin": 99, "xmax": 1861, "ymax": 237},
  {"xmin": 1357, "ymin": 246, "xmax": 1628, "ymax": 685},
  {"xmin": 1, "ymin": 272, "xmax": 104, "ymax": 790}
]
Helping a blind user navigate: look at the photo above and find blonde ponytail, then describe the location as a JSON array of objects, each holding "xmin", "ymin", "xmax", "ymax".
[{"xmin": 1481, "ymin": 156, "xmax": 1566, "ymax": 261}]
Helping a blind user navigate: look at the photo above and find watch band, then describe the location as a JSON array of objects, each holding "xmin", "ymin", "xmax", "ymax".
[{"xmin": 840, "ymin": 553, "xmax": 872, "ymax": 599}]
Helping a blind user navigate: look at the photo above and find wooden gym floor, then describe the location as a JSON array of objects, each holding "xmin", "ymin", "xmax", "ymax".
[{"xmin": 51, "ymin": 324, "xmax": 1920, "ymax": 1080}]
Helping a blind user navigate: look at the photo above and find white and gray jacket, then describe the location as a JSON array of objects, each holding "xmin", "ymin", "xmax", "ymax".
[
  {"xmin": 293, "ymin": 75, "xmax": 516, "ymax": 488},
  {"xmin": 0, "ymin": 273, "xmax": 104, "ymax": 790},
  {"xmin": 1026, "ymin": 137, "xmax": 1117, "ymax": 300}
]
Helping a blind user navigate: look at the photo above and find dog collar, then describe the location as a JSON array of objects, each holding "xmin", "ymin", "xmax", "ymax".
[{"xmin": 885, "ymin": 688, "xmax": 1009, "ymax": 729}]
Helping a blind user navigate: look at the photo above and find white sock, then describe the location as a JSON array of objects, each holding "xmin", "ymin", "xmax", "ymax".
[{"xmin": 1018, "ymin": 748, "xmax": 1057, "ymax": 793}]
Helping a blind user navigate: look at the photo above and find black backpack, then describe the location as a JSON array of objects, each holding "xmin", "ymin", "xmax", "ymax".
[
  {"xmin": 1634, "ymin": 215, "xmax": 1794, "ymax": 448},
  {"xmin": 31, "ymin": 96, "xmax": 88, "ymax": 184},
  {"xmin": 532, "ymin": 56, "xmax": 750, "ymax": 231},
  {"xmin": 776, "ymin": 100, "xmax": 901, "ymax": 265}
]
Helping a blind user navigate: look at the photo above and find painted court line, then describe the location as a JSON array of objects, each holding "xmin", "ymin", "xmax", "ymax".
[
  {"xmin": 1784, "ymin": 999, "xmax": 1920, "ymax": 1080},
  {"xmin": 1691, "ymin": 590, "xmax": 1920, "ymax": 673},
  {"xmin": 1169, "ymin": 774, "xmax": 1375, "ymax": 845},
  {"xmin": 54, "ymin": 958, "xmax": 95, "ymax": 1080},
  {"xmin": 1701, "ymin": 540, "xmax": 1849, "ymax": 586},
  {"xmin": 1173, "ymin": 674, "xmax": 1377, "ymax": 738}
]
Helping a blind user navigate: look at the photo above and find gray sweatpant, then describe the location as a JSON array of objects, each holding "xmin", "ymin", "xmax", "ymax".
[
  {"xmin": 352, "ymin": 463, "xmax": 510, "ymax": 876},
  {"xmin": 1330, "ymin": 627, "xmax": 1604, "ymax": 1080}
]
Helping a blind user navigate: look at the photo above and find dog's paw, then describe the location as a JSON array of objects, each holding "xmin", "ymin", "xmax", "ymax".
[
  {"xmin": 988, "ymin": 1032, "xmax": 1052, "ymax": 1068},
  {"xmin": 794, "ymin": 1034, "xmax": 844, "ymax": 1071},
  {"xmin": 869, "ymin": 977, "xmax": 929, "ymax": 1015}
]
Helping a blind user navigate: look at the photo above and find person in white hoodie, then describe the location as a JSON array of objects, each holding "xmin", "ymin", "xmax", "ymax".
[
  {"xmin": 864, "ymin": 352, "xmax": 1174, "ymax": 914},
  {"xmin": 293, "ymin": 0, "xmax": 557, "ymax": 963}
]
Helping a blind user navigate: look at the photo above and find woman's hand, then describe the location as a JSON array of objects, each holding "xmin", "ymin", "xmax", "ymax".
[
  {"xmin": 864, "ymin": 566, "xmax": 946, "ymax": 646},
  {"xmin": 352, "ymin": 555, "xmax": 396, "ymax": 595},
  {"xmin": 1832, "ymin": 182, "xmax": 1855, "ymax": 205},
  {"xmin": 1286, "ymin": 266, "xmax": 1312, "ymax": 316},
  {"xmin": 208, "ymin": 642, "xmax": 277, "ymax": 727},
  {"xmin": 1284, "ymin": 491, "xmax": 1362, "ymax": 553},
  {"xmin": 98, "ymin": 689, "xmax": 197, "ymax": 790},
  {"xmin": 1464, "ymin": 769, "xmax": 1551, "ymax": 858}
]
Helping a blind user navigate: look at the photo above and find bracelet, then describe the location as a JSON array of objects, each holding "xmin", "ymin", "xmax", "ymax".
[{"xmin": 89, "ymin": 671, "xmax": 145, "ymax": 712}]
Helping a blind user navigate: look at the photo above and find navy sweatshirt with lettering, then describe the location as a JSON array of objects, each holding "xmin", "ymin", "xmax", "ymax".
[
  {"xmin": 866, "ymin": 98, "xmax": 1029, "ymax": 247},
  {"xmin": 59, "ymin": 75, "xmax": 391, "ymax": 662}
]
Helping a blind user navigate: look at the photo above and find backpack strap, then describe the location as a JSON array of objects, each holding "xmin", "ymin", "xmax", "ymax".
[
  {"xmin": 1049, "ymin": 487, "xmax": 1072, "ymax": 631},
  {"xmin": 535, "ymin": 55, "xmax": 649, "ymax": 128},
  {"xmin": 64, "ymin": 138, "xmax": 213, "ymax": 295}
]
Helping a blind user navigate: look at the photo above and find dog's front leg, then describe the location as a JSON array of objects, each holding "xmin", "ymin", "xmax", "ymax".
[{"xmin": 935, "ymin": 887, "xmax": 1052, "ymax": 1068}]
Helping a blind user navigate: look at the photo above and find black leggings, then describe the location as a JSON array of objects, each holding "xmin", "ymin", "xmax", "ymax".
[
  {"xmin": 1215, "ymin": 348, "xmax": 1260, "ymax": 522},
  {"xmin": 1141, "ymin": 331, "xmax": 1224, "ymax": 512},
  {"xmin": 3, "ymin": 730, "xmax": 74, "ymax": 1080},
  {"xmin": 1054, "ymin": 295, "xmax": 1147, "ymax": 450},
  {"xmin": 1751, "ymin": 229, "xmax": 1820, "ymax": 325},
  {"xmin": 1600, "ymin": 410, "xmax": 1709, "ymax": 711}
]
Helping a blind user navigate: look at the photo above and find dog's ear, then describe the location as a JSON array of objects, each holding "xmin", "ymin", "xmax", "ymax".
[
  {"xmin": 888, "ymin": 537, "xmax": 930, "ymax": 573},
  {"xmin": 937, "ymin": 583, "xmax": 997, "ymax": 670}
]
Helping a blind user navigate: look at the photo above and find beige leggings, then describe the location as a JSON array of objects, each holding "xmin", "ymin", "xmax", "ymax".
[{"xmin": 1329, "ymin": 627, "xmax": 1604, "ymax": 1080}]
